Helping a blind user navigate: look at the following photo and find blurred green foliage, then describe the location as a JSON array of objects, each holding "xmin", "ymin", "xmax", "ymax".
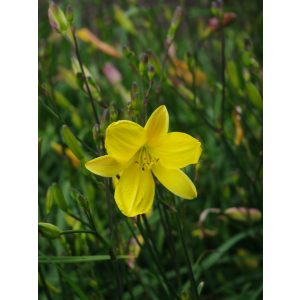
[{"xmin": 39, "ymin": 0, "xmax": 262, "ymax": 299}]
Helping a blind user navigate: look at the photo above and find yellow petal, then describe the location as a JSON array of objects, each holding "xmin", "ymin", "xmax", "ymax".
[
  {"xmin": 115, "ymin": 163, "xmax": 155, "ymax": 217},
  {"xmin": 149, "ymin": 132, "xmax": 202, "ymax": 169},
  {"xmin": 85, "ymin": 155, "xmax": 123, "ymax": 177},
  {"xmin": 105, "ymin": 120, "xmax": 146, "ymax": 163},
  {"xmin": 144, "ymin": 105, "xmax": 169, "ymax": 141},
  {"xmin": 152, "ymin": 164, "xmax": 197, "ymax": 199}
]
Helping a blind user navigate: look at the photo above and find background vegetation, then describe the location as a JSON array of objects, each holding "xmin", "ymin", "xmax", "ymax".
[{"xmin": 38, "ymin": 0, "xmax": 263, "ymax": 299}]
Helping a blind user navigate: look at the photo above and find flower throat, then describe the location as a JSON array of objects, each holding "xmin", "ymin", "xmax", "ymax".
[{"xmin": 135, "ymin": 146, "xmax": 159, "ymax": 171}]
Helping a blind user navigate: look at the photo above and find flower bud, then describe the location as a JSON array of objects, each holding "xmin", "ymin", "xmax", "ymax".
[
  {"xmin": 131, "ymin": 82, "xmax": 138, "ymax": 102},
  {"xmin": 39, "ymin": 222, "xmax": 61, "ymax": 239},
  {"xmin": 146, "ymin": 50, "xmax": 161, "ymax": 75},
  {"xmin": 48, "ymin": 2, "xmax": 69, "ymax": 33},
  {"xmin": 109, "ymin": 105, "xmax": 118, "ymax": 122},
  {"xmin": 139, "ymin": 53, "xmax": 149, "ymax": 76},
  {"xmin": 114, "ymin": 5, "xmax": 137, "ymax": 35},
  {"xmin": 66, "ymin": 5, "xmax": 74, "ymax": 25},
  {"xmin": 223, "ymin": 12, "xmax": 236, "ymax": 27},
  {"xmin": 224, "ymin": 207, "xmax": 262, "ymax": 222},
  {"xmin": 208, "ymin": 12, "xmax": 236, "ymax": 32},
  {"xmin": 166, "ymin": 6, "xmax": 183, "ymax": 45},
  {"xmin": 61, "ymin": 125, "xmax": 84, "ymax": 160},
  {"xmin": 102, "ymin": 63, "xmax": 122, "ymax": 85},
  {"xmin": 147, "ymin": 64, "xmax": 155, "ymax": 81},
  {"xmin": 211, "ymin": 1, "xmax": 223, "ymax": 17}
]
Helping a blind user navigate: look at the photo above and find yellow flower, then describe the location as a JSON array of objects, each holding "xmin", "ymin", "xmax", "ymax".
[{"xmin": 85, "ymin": 105, "xmax": 202, "ymax": 217}]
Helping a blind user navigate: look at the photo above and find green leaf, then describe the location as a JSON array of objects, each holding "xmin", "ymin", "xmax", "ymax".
[
  {"xmin": 227, "ymin": 60, "xmax": 240, "ymax": 90},
  {"xmin": 246, "ymin": 82, "xmax": 263, "ymax": 111},
  {"xmin": 45, "ymin": 186, "xmax": 54, "ymax": 215},
  {"xmin": 51, "ymin": 183, "xmax": 68, "ymax": 212},
  {"xmin": 38, "ymin": 255, "xmax": 132, "ymax": 264},
  {"xmin": 113, "ymin": 5, "xmax": 137, "ymax": 35},
  {"xmin": 61, "ymin": 125, "xmax": 84, "ymax": 160},
  {"xmin": 190, "ymin": 229, "xmax": 258, "ymax": 288}
]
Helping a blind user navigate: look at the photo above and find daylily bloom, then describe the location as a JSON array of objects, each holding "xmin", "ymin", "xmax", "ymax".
[{"xmin": 85, "ymin": 105, "xmax": 202, "ymax": 217}]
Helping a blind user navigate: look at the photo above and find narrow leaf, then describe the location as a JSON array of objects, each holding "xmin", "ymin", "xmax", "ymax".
[
  {"xmin": 39, "ymin": 255, "xmax": 132, "ymax": 264},
  {"xmin": 246, "ymin": 82, "xmax": 263, "ymax": 111}
]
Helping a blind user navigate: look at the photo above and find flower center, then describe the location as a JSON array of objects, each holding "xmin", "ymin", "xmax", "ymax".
[{"xmin": 135, "ymin": 146, "xmax": 159, "ymax": 171}]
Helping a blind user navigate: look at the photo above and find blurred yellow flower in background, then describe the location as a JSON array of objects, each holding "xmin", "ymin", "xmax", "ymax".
[{"xmin": 86, "ymin": 105, "xmax": 202, "ymax": 217}]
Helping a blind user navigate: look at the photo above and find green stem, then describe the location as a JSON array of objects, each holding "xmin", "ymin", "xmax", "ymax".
[
  {"xmin": 104, "ymin": 178, "xmax": 123, "ymax": 299},
  {"xmin": 125, "ymin": 217, "xmax": 169, "ymax": 297},
  {"xmin": 140, "ymin": 215, "xmax": 180, "ymax": 300},
  {"xmin": 39, "ymin": 265, "xmax": 53, "ymax": 300},
  {"xmin": 173, "ymin": 200, "xmax": 199, "ymax": 299},
  {"xmin": 71, "ymin": 29, "xmax": 99, "ymax": 125},
  {"xmin": 60, "ymin": 229, "xmax": 99, "ymax": 236},
  {"xmin": 136, "ymin": 216, "xmax": 174, "ymax": 299},
  {"xmin": 220, "ymin": 29, "xmax": 226, "ymax": 130},
  {"xmin": 144, "ymin": 79, "xmax": 153, "ymax": 124},
  {"xmin": 157, "ymin": 202, "xmax": 181, "ymax": 287}
]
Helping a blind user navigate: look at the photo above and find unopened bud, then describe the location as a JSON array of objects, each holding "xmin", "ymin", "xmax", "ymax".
[
  {"xmin": 48, "ymin": 2, "xmax": 69, "ymax": 33},
  {"xmin": 109, "ymin": 105, "xmax": 118, "ymax": 122},
  {"xmin": 139, "ymin": 53, "xmax": 149, "ymax": 76},
  {"xmin": 147, "ymin": 64, "xmax": 155, "ymax": 81},
  {"xmin": 166, "ymin": 6, "xmax": 183, "ymax": 44},
  {"xmin": 102, "ymin": 63, "xmax": 121, "ymax": 85},
  {"xmin": 66, "ymin": 6, "xmax": 74, "ymax": 24},
  {"xmin": 39, "ymin": 222, "xmax": 61, "ymax": 239},
  {"xmin": 211, "ymin": 1, "xmax": 223, "ymax": 17},
  {"xmin": 223, "ymin": 12, "xmax": 236, "ymax": 27},
  {"xmin": 131, "ymin": 82, "xmax": 138, "ymax": 102},
  {"xmin": 208, "ymin": 12, "xmax": 236, "ymax": 32},
  {"xmin": 61, "ymin": 125, "xmax": 84, "ymax": 160},
  {"xmin": 224, "ymin": 207, "xmax": 262, "ymax": 222}
]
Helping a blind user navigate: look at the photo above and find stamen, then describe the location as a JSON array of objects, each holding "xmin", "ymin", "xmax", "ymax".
[{"xmin": 136, "ymin": 146, "xmax": 158, "ymax": 171}]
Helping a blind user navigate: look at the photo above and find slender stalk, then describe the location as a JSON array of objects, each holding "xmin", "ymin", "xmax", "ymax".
[
  {"xmin": 60, "ymin": 229, "xmax": 99, "ymax": 236},
  {"xmin": 159, "ymin": 42, "xmax": 173, "ymax": 85},
  {"xmin": 140, "ymin": 215, "xmax": 180, "ymax": 300},
  {"xmin": 104, "ymin": 178, "xmax": 123, "ymax": 299},
  {"xmin": 38, "ymin": 97, "xmax": 98, "ymax": 156},
  {"xmin": 73, "ymin": 28, "xmax": 125, "ymax": 294},
  {"xmin": 39, "ymin": 266, "xmax": 53, "ymax": 300},
  {"xmin": 67, "ymin": 212, "xmax": 91, "ymax": 228},
  {"xmin": 173, "ymin": 200, "xmax": 199, "ymax": 300},
  {"xmin": 71, "ymin": 29, "xmax": 99, "ymax": 125},
  {"xmin": 171, "ymin": 87, "xmax": 220, "ymax": 133},
  {"xmin": 144, "ymin": 79, "xmax": 153, "ymax": 124},
  {"xmin": 124, "ymin": 218, "xmax": 143, "ymax": 248},
  {"xmin": 157, "ymin": 202, "xmax": 181, "ymax": 287},
  {"xmin": 136, "ymin": 216, "xmax": 175, "ymax": 299},
  {"xmin": 220, "ymin": 29, "xmax": 226, "ymax": 131},
  {"xmin": 125, "ymin": 217, "xmax": 169, "ymax": 297}
]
